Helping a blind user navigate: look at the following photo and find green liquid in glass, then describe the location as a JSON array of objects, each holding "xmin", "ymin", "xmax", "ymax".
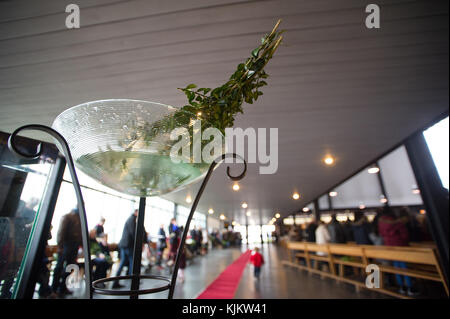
[{"xmin": 77, "ymin": 150, "xmax": 209, "ymax": 197}]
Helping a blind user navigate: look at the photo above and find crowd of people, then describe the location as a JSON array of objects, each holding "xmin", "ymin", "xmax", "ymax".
[
  {"xmin": 32, "ymin": 208, "xmax": 239, "ymax": 298},
  {"xmin": 285, "ymin": 206, "xmax": 431, "ymax": 296},
  {"xmin": 209, "ymin": 229, "xmax": 242, "ymax": 248}
]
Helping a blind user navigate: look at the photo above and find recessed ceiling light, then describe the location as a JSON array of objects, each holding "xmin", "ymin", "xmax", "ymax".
[
  {"xmin": 242, "ymin": 202, "xmax": 248, "ymax": 209},
  {"xmin": 232, "ymin": 183, "xmax": 240, "ymax": 191},
  {"xmin": 379, "ymin": 195, "xmax": 388, "ymax": 204},
  {"xmin": 359, "ymin": 203, "xmax": 366, "ymax": 210},
  {"xmin": 275, "ymin": 213, "xmax": 281, "ymax": 219},
  {"xmin": 324, "ymin": 155, "xmax": 334, "ymax": 165},
  {"xmin": 302, "ymin": 207, "xmax": 310, "ymax": 212},
  {"xmin": 329, "ymin": 191, "xmax": 338, "ymax": 197},
  {"xmin": 368, "ymin": 165, "xmax": 380, "ymax": 174},
  {"xmin": 219, "ymin": 214, "xmax": 226, "ymax": 220},
  {"xmin": 208, "ymin": 208, "xmax": 214, "ymax": 214},
  {"xmin": 246, "ymin": 211, "xmax": 251, "ymax": 217},
  {"xmin": 292, "ymin": 192, "xmax": 300, "ymax": 200},
  {"xmin": 185, "ymin": 195, "xmax": 192, "ymax": 203}
]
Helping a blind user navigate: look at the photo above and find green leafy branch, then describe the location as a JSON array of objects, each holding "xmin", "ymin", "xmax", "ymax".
[{"xmin": 178, "ymin": 19, "xmax": 284, "ymax": 133}]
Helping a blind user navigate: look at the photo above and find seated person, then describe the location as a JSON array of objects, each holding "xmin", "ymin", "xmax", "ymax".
[{"xmin": 89, "ymin": 229, "xmax": 112, "ymax": 286}]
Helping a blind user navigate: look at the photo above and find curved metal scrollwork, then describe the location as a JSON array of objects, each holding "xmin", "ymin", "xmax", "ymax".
[
  {"xmin": 8, "ymin": 125, "xmax": 93, "ymax": 299},
  {"xmin": 168, "ymin": 153, "xmax": 247, "ymax": 299},
  {"xmin": 8, "ymin": 125, "xmax": 247, "ymax": 299}
]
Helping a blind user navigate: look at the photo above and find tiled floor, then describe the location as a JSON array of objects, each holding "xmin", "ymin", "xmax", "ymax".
[{"xmin": 42, "ymin": 244, "xmax": 397, "ymax": 299}]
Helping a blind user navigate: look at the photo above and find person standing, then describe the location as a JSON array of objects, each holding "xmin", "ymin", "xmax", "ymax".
[
  {"xmin": 249, "ymin": 247, "xmax": 264, "ymax": 279},
  {"xmin": 112, "ymin": 209, "xmax": 148, "ymax": 288},
  {"xmin": 156, "ymin": 225, "xmax": 167, "ymax": 268},
  {"xmin": 352, "ymin": 211, "xmax": 373, "ymax": 245},
  {"xmin": 51, "ymin": 208, "xmax": 82, "ymax": 296},
  {"xmin": 328, "ymin": 214, "xmax": 346, "ymax": 244},
  {"xmin": 95, "ymin": 217, "xmax": 106, "ymax": 238},
  {"xmin": 168, "ymin": 218, "xmax": 180, "ymax": 266},
  {"xmin": 378, "ymin": 207, "xmax": 418, "ymax": 296}
]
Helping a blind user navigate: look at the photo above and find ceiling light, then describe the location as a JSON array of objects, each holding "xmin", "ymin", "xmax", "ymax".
[
  {"xmin": 232, "ymin": 183, "xmax": 240, "ymax": 191},
  {"xmin": 420, "ymin": 209, "xmax": 426, "ymax": 215},
  {"xmin": 246, "ymin": 211, "xmax": 251, "ymax": 217},
  {"xmin": 208, "ymin": 208, "xmax": 214, "ymax": 214},
  {"xmin": 275, "ymin": 213, "xmax": 281, "ymax": 219},
  {"xmin": 359, "ymin": 203, "xmax": 366, "ymax": 210},
  {"xmin": 197, "ymin": 111, "xmax": 202, "ymax": 117},
  {"xmin": 412, "ymin": 185, "xmax": 420, "ymax": 195},
  {"xmin": 185, "ymin": 195, "xmax": 192, "ymax": 203},
  {"xmin": 232, "ymin": 221, "xmax": 237, "ymax": 226},
  {"xmin": 302, "ymin": 207, "xmax": 310, "ymax": 212},
  {"xmin": 242, "ymin": 202, "xmax": 248, "ymax": 209},
  {"xmin": 379, "ymin": 195, "xmax": 388, "ymax": 204},
  {"xmin": 292, "ymin": 192, "xmax": 300, "ymax": 200},
  {"xmin": 219, "ymin": 214, "xmax": 226, "ymax": 220},
  {"xmin": 324, "ymin": 155, "xmax": 334, "ymax": 165},
  {"xmin": 367, "ymin": 166, "xmax": 380, "ymax": 174},
  {"xmin": 329, "ymin": 191, "xmax": 338, "ymax": 197}
]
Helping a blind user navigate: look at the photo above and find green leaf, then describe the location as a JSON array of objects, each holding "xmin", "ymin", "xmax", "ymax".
[{"xmin": 185, "ymin": 84, "xmax": 197, "ymax": 90}]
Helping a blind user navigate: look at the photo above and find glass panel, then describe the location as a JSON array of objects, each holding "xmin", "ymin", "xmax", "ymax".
[
  {"xmin": 332, "ymin": 167, "xmax": 383, "ymax": 209},
  {"xmin": 0, "ymin": 161, "xmax": 53, "ymax": 299},
  {"xmin": 318, "ymin": 194, "xmax": 329, "ymax": 210},
  {"xmin": 423, "ymin": 117, "xmax": 449, "ymax": 190},
  {"xmin": 378, "ymin": 146, "xmax": 423, "ymax": 206}
]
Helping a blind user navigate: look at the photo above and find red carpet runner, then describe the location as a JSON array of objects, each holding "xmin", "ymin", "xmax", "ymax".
[{"xmin": 197, "ymin": 250, "xmax": 251, "ymax": 299}]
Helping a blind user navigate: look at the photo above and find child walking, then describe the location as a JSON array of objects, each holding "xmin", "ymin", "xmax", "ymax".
[{"xmin": 249, "ymin": 247, "xmax": 264, "ymax": 279}]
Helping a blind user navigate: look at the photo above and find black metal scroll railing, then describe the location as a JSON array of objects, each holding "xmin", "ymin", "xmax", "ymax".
[
  {"xmin": 8, "ymin": 124, "xmax": 247, "ymax": 299},
  {"xmin": 8, "ymin": 124, "xmax": 93, "ymax": 299}
]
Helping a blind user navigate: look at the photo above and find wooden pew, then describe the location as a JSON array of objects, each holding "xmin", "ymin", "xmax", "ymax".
[{"xmin": 283, "ymin": 241, "xmax": 448, "ymax": 299}]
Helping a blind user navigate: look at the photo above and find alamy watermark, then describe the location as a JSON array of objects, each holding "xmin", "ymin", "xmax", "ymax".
[
  {"xmin": 365, "ymin": 264, "xmax": 380, "ymax": 288},
  {"xmin": 169, "ymin": 120, "xmax": 278, "ymax": 174}
]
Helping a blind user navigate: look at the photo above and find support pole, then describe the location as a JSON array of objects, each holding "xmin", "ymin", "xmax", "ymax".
[
  {"xmin": 405, "ymin": 133, "xmax": 449, "ymax": 285},
  {"xmin": 130, "ymin": 197, "xmax": 146, "ymax": 299},
  {"xmin": 313, "ymin": 199, "xmax": 320, "ymax": 222}
]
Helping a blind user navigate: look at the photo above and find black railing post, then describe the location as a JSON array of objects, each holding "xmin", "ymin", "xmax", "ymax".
[{"xmin": 130, "ymin": 197, "xmax": 146, "ymax": 299}]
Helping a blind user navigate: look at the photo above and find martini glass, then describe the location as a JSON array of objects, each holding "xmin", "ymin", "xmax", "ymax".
[{"xmin": 52, "ymin": 99, "xmax": 223, "ymax": 197}]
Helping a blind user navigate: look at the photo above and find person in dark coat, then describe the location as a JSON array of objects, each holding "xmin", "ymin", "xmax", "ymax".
[
  {"xmin": 351, "ymin": 211, "xmax": 372, "ymax": 245},
  {"xmin": 51, "ymin": 208, "xmax": 82, "ymax": 295},
  {"xmin": 112, "ymin": 209, "xmax": 148, "ymax": 288},
  {"xmin": 305, "ymin": 222, "xmax": 317, "ymax": 242},
  {"xmin": 328, "ymin": 215, "xmax": 346, "ymax": 243},
  {"xmin": 156, "ymin": 225, "xmax": 167, "ymax": 267}
]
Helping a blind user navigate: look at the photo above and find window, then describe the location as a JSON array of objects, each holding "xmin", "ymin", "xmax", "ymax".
[
  {"xmin": 378, "ymin": 146, "xmax": 423, "ymax": 206},
  {"xmin": 423, "ymin": 117, "xmax": 449, "ymax": 190}
]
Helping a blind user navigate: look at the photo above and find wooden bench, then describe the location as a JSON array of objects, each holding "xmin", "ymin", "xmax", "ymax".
[{"xmin": 283, "ymin": 241, "xmax": 448, "ymax": 299}]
